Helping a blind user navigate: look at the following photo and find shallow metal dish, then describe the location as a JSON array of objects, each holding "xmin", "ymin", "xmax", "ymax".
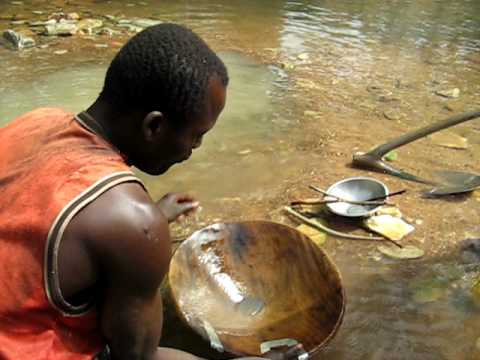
[{"xmin": 325, "ymin": 177, "xmax": 389, "ymax": 217}]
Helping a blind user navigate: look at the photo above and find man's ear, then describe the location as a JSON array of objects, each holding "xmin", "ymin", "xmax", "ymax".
[{"xmin": 142, "ymin": 111, "xmax": 167, "ymax": 141}]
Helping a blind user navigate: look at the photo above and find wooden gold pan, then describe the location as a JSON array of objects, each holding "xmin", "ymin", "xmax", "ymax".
[{"xmin": 168, "ymin": 221, "xmax": 345, "ymax": 357}]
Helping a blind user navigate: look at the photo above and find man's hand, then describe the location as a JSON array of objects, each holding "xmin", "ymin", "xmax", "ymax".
[
  {"xmin": 156, "ymin": 193, "xmax": 200, "ymax": 223},
  {"xmin": 262, "ymin": 344, "xmax": 307, "ymax": 360}
]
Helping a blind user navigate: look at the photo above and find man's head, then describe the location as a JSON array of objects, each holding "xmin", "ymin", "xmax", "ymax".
[{"xmin": 98, "ymin": 23, "xmax": 228, "ymax": 175}]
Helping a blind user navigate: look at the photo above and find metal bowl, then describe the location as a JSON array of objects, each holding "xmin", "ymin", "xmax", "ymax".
[{"xmin": 325, "ymin": 177, "xmax": 389, "ymax": 217}]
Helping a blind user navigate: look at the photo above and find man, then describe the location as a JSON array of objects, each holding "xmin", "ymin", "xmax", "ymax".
[{"xmin": 0, "ymin": 24, "xmax": 305, "ymax": 360}]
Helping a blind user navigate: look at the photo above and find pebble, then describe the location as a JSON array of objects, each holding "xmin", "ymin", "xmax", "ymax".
[
  {"xmin": 297, "ymin": 52, "xmax": 309, "ymax": 60},
  {"xmin": 2, "ymin": 29, "xmax": 36, "ymax": 50},
  {"xmin": 30, "ymin": 19, "xmax": 57, "ymax": 27},
  {"xmin": 237, "ymin": 149, "xmax": 252, "ymax": 156},
  {"xmin": 304, "ymin": 110, "xmax": 320, "ymax": 117},
  {"xmin": 443, "ymin": 102, "xmax": 462, "ymax": 112},
  {"xmin": 131, "ymin": 18, "xmax": 163, "ymax": 27},
  {"xmin": 11, "ymin": 1, "xmax": 23, "ymax": 5},
  {"xmin": 94, "ymin": 43, "xmax": 108, "ymax": 48},
  {"xmin": 53, "ymin": 49, "xmax": 68, "ymax": 55},
  {"xmin": 67, "ymin": 13, "xmax": 80, "ymax": 21},
  {"xmin": 44, "ymin": 23, "xmax": 77, "ymax": 36},
  {"xmin": 77, "ymin": 18, "xmax": 104, "ymax": 34},
  {"xmin": 279, "ymin": 62, "xmax": 295, "ymax": 70},
  {"xmin": 32, "ymin": 10, "xmax": 44, "ymax": 15},
  {"xmin": 98, "ymin": 27, "xmax": 117, "ymax": 36},
  {"xmin": 383, "ymin": 109, "xmax": 402, "ymax": 121},
  {"xmin": 116, "ymin": 24, "xmax": 143, "ymax": 33},
  {"xmin": 435, "ymin": 88, "xmax": 460, "ymax": 99}
]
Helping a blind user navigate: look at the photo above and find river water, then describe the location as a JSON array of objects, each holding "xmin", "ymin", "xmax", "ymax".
[{"xmin": 1, "ymin": 1, "xmax": 480, "ymax": 359}]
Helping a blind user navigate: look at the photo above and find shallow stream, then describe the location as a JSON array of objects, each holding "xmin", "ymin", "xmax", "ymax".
[{"xmin": 1, "ymin": 1, "xmax": 480, "ymax": 358}]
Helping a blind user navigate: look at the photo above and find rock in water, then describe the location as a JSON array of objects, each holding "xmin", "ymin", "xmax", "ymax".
[
  {"xmin": 2, "ymin": 29, "xmax": 36, "ymax": 50},
  {"xmin": 435, "ymin": 88, "xmax": 460, "ymax": 99},
  {"xmin": 383, "ymin": 108, "xmax": 402, "ymax": 121},
  {"xmin": 377, "ymin": 244, "xmax": 424, "ymax": 259},
  {"xmin": 77, "ymin": 19, "xmax": 104, "ymax": 34},
  {"xmin": 44, "ymin": 22, "xmax": 78, "ymax": 36},
  {"xmin": 429, "ymin": 131, "xmax": 468, "ymax": 149},
  {"xmin": 131, "ymin": 18, "xmax": 162, "ymax": 28},
  {"xmin": 66, "ymin": 12, "xmax": 80, "ymax": 20},
  {"xmin": 460, "ymin": 237, "xmax": 480, "ymax": 263},
  {"xmin": 297, "ymin": 52, "xmax": 309, "ymax": 60}
]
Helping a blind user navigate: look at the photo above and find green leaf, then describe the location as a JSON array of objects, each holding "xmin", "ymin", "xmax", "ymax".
[{"xmin": 383, "ymin": 151, "xmax": 398, "ymax": 162}]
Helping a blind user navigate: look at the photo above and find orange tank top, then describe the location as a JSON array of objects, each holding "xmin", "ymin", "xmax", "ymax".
[{"xmin": 0, "ymin": 108, "xmax": 142, "ymax": 360}]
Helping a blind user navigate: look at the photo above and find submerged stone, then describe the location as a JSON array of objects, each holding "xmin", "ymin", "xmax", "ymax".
[
  {"xmin": 77, "ymin": 19, "xmax": 104, "ymax": 34},
  {"xmin": 30, "ymin": 19, "xmax": 57, "ymax": 27},
  {"xmin": 131, "ymin": 18, "xmax": 163, "ymax": 28},
  {"xmin": 460, "ymin": 237, "xmax": 480, "ymax": 262},
  {"xmin": 435, "ymin": 88, "xmax": 460, "ymax": 98},
  {"xmin": 2, "ymin": 29, "xmax": 36, "ymax": 50},
  {"xmin": 297, "ymin": 52, "xmax": 309, "ymax": 60},
  {"xmin": 377, "ymin": 244, "xmax": 424, "ymax": 259},
  {"xmin": 44, "ymin": 22, "xmax": 78, "ymax": 36},
  {"xmin": 383, "ymin": 108, "xmax": 402, "ymax": 121},
  {"xmin": 66, "ymin": 13, "xmax": 80, "ymax": 21},
  {"xmin": 116, "ymin": 23, "xmax": 143, "ymax": 33},
  {"xmin": 410, "ymin": 277, "xmax": 448, "ymax": 303},
  {"xmin": 98, "ymin": 27, "xmax": 118, "ymax": 36},
  {"xmin": 429, "ymin": 131, "xmax": 468, "ymax": 149}
]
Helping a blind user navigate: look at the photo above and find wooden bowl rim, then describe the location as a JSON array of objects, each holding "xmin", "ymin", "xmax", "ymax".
[{"xmin": 168, "ymin": 220, "xmax": 346, "ymax": 356}]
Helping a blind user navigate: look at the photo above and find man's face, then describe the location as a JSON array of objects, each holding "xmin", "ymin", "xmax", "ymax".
[{"xmin": 138, "ymin": 77, "xmax": 227, "ymax": 175}]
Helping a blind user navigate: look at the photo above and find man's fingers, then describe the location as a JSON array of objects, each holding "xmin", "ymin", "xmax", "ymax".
[
  {"xmin": 180, "ymin": 201, "xmax": 200, "ymax": 213},
  {"xmin": 176, "ymin": 194, "xmax": 197, "ymax": 203},
  {"xmin": 286, "ymin": 344, "xmax": 305, "ymax": 359}
]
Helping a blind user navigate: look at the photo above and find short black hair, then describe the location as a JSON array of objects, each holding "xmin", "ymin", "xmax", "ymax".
[{"xmin": 99, "ymin": 23, "xmax": 228, "ymax": 126}]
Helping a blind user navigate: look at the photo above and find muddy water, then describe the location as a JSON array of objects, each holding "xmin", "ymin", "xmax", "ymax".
[{"xmin": 1, "ymin": 0, "xmax": 480, "ymax": 359}]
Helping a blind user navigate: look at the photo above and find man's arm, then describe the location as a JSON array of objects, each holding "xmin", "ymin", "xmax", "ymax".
[
  {"xmin": 62, "ymin": 183, "xmax": 303, "ymax": 360},
  {"xmin": 66, "ymin": 182, "xmax": 170, "ymax": 360}
]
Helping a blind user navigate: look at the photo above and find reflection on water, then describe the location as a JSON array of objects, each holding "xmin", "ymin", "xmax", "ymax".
[
  {"xmin": 138, "ymin": 52, "xmax": 309, "ymax": 206},
  {"xmin": 0, "ymin": 65, "xmax": 107, "ymax": 126},
  {"xmin": 1, "ymin": 0, "xmax": 480, "ymax": 358},
  {"xmin": 0, "ymin": 51, "xmax": 303, "ymax": 207}
]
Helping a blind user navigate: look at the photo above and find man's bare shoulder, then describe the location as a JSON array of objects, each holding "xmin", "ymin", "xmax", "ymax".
[{"xmin": 60, "ymin": 182, "xmax": 171, "ymax": 296}]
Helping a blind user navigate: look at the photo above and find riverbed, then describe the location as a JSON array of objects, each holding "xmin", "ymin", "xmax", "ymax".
[{"xmin": 1, "ymin": 1, "xmax": 480, "ymax": 359}]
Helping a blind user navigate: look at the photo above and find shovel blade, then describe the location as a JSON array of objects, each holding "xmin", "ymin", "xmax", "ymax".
[{"xmin": 424, "ymin": 171, "xmax": 480, "ymax": 196}]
